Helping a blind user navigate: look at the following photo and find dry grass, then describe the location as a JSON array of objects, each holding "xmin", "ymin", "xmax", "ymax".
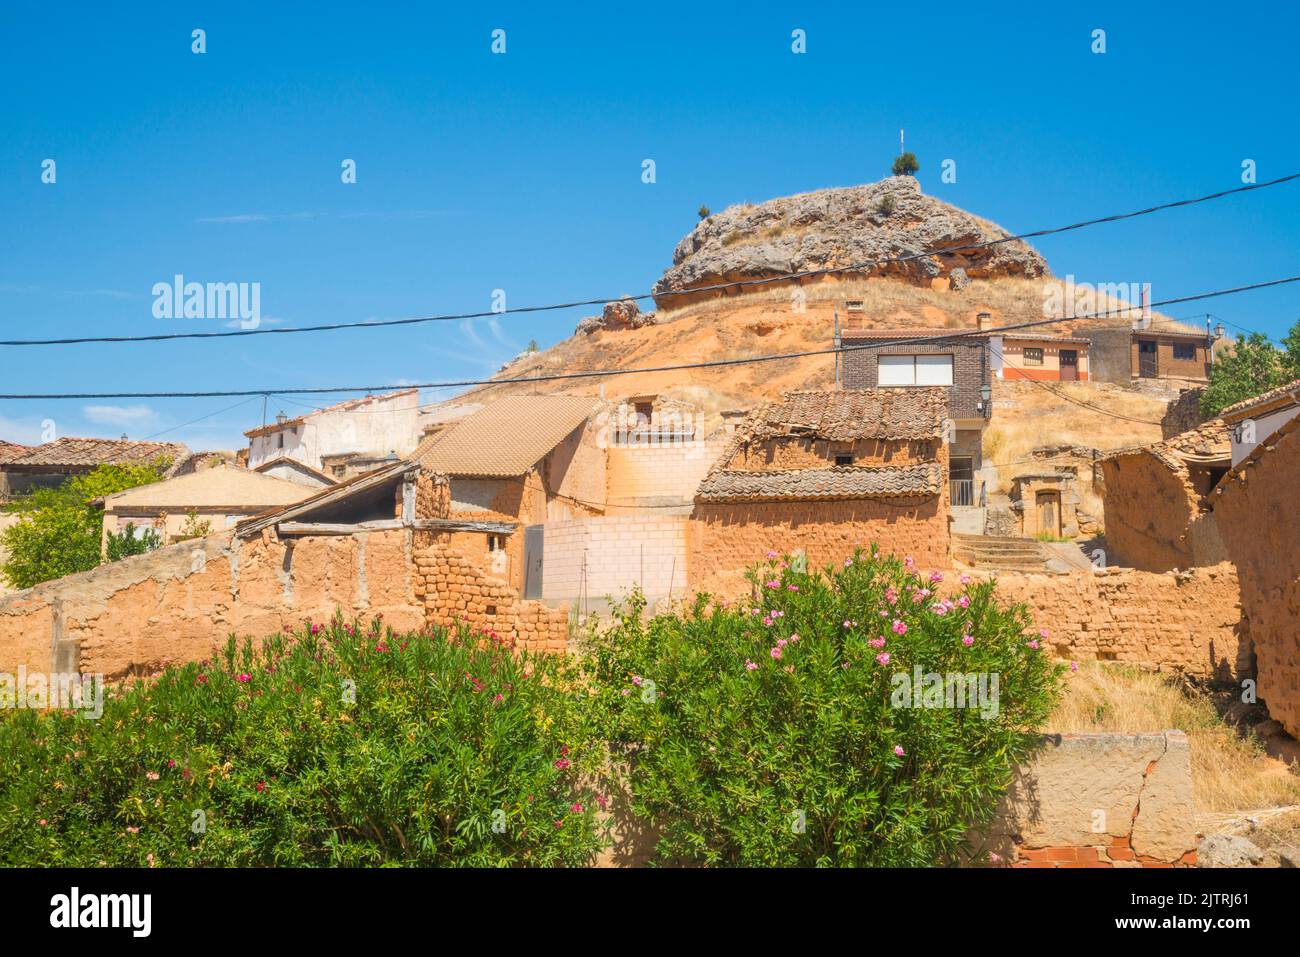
[{"xmin": 1049, "ymin": 661, "xmax": 1300, "ymax": 816}]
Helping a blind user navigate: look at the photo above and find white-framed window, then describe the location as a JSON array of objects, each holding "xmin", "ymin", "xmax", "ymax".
[{"xmin": 878, "ymin": 354, "xmax": 953, "ymax": 386}]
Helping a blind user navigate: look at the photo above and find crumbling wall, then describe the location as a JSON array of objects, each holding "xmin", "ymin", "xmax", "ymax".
[
  {"xmin": 414, "ymin": 543, "xmax": 568, "ymax": 654},
  {"xmin": 1211, "ymin": 420, "xmax": 1300, "ymax": 738},
  {"xmin": 1100, "ymin": 453, "xmax": 1198, "ymax": 571},
  {"xmin": 0, "ymin": 529, "xmax": 423, "ymax": 678},
  {"xmin": 984, "ymin": 564, "xmax": 1246, "ymax": 679},
  {"xmin": 984, "ymin": 731, "xmax": 1198, "ymax": 867}
]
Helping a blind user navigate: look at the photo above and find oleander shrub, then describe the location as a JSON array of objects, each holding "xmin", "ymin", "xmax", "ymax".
[
  {"xmin": 580, "ymin": 547, "xmax": 1063, "ymax": 867},
  {"xmin": 0, "ymin": 616, "xmax": 606, "ymax": 867}
]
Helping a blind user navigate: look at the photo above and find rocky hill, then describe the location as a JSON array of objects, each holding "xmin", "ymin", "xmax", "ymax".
[{"xmin": 653, "ymin": 176, "xmax": 1049, "ymax": 309}]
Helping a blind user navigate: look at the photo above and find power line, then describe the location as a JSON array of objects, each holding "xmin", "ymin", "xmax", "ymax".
[
  {"xmin": 140, "ymin": 395, "xmax": 262, "ymax": 440},
  {"xmin": 3, "ymin": 173, "xmax": 1298, "ymax": 349},
  {"xmin": 1, "ymin": 273, "xmax": 1296, "ymax": 400}
]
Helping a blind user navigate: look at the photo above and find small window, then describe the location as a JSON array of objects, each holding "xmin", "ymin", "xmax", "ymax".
[
  {"xmin": 488, "ymin": 534, "xmax": 505, "ymax": 552},
  {"xmin": 1022, "ymin": 347, "xmax": 1044, "ymax": 366},
  {"xmin": 277, "ymin": 433, "xmax": 284, "ymax": 449},
  {"xmin": 845, "ymin": 300, "xmax": 865, "ymax": 312},
  {"xmin": 1173, "ymin": 342, "xmax": 1197, "ymax": 360},
  {"xmin": 834, "ymin": 454, "xmax": 853, "ymax": 467},
  {"xmin": 634, "ymin": 401, "xmax": 653, "ymax": 422}
]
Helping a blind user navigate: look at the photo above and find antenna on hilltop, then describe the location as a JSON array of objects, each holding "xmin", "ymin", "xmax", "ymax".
[{"xmin": 899, "ymin": 129, "xmax": 904, "ymax": 154}]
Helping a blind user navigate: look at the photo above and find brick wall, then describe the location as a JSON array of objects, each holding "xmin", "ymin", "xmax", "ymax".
[
  {"xmin": 688, "ymin": 496, "xmax": 949, "ymax": 596},
  {"xmin": 981, "ymin": 564, "xmax": 1246, "ymax": 679},
  {"xmin": 841, "ymin": 335, "xmax": 987, "ymax": 419},
  {"xmin": 543, "ymin": 515, "xmax": 688, "ymax": 601},
  {"xmin": 1131, "ymin": 334, "xmax": 1211, "ymax": 382},
  {"xmin": 415, "ymin": 543, "xmax": 568, "ymax": 654}
]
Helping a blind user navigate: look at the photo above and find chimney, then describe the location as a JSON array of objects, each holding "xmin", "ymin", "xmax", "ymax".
[{"xmin": 976, "ymin": 312, "xmax": 993, "ymax": 331}]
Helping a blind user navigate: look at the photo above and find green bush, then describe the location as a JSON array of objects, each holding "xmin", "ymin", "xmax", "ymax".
[
  {"xmin": 1, "ymin": 460, "xmax": 170, "ymax": 588},
  {"xmin": 580, "ymin": 548, "xmax": 1062, "ymax": 866},
  {"xmin": 892, "ymin": 152, "xmax": 920, "ymax": 176},
  {"xmin": 105, "ymin": 523, "xmax": 162, "ymax": 562},
  {"xmin": 0, "ymin": 617, "xmax": 606, "ymax": 866}
]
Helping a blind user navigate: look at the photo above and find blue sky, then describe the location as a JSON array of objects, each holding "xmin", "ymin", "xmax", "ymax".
[{"xmin": 2, "ymin": 1, "xmax": 1297, "ymax": 450}]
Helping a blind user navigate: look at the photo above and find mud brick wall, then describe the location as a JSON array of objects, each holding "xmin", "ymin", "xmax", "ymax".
[
  {"xmin": 0, "ymin": 529, "xmax": 423, "ymax": 678},
  {"xmin": 982, "ymin": 564, "xmax": 1246, "ymax": 679},
  {"xmin": 1101, "ymin": 453, "xmax": 1200, "ymax": 572},
  {"xmin": 414, "ymin": 544, "xmax": 568, "ymax": 654}
]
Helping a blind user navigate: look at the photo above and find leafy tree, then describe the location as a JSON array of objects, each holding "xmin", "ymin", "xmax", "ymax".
[
  {"xmin": 526, "ymin": 338, "xmax": 539, "ymax": 353},
  {"xmin": 1, "ymin": 460, "xmax": 170, "ymax": 588},
  {"xmin": 1200, "ymin": 323, "xmax": 1300, "ymax": 416},
  {"xmin": 105, "ymin": 523, "xmax": 162, "ymax": 562},
  {"xmin": 697, "ymin": 204, "xmax": 711, "ymax": 219},
  {"xmin": 892, "ymin": 152, "xmax": 920, "ymax": 176}
]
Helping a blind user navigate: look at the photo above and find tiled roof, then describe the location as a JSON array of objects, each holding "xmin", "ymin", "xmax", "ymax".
[
  {"xmin": 412, "ymin": 394, "xmax": 600, "ymax": 477},
  {"xmin": 1218, "ymin": 378, "xmax": 1300, "ymax": 420},
  {"xmin": 244, "ymin": 389, "xmax": 418, "ymax": 439},
  {"xmin": 0, "ymin": 442, "xmax": 29, "ymax": 464},
  {"xmin": 841, "ymin": 327, "xmax": 981, "ymax": 341},
  {"xmin": 1100, "ymin": 419, "xmax": 1231, "ymax": 472},
  {"xmin": 729, "ymin": 389, "xmax": 948, "ymax": 444},
  {"xmin": 697, "ymin": 463, "xmax": 942, "ymax": 502},
  {"xmin": 3, "ymin": 438, "xmax": 187, "ymax": 469}
]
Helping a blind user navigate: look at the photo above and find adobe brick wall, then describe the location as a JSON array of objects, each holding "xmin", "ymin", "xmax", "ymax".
[
  {"xmin": 725, "ymin": 436, "xmax": 937, "ymax": 472},
  {"xmin": 1131, "ymin": 335, "xmax": 1211, "ymax": 382},
  {"xmin": 415, "ymin": 543, "xmax": 568, "ymax": 654},
  {"xmin": 1211, "ymin": 421, "xmax": 1300, "ymax": 738},
  {"xmin": 543, "ymin": 515, "xmax": 688, "ymax": 601},
  {"xmin": 981, "ymin": 564, "xmax": 1246, "ymax": 679},
  {"xmin": 985, "ymin": 731, "xmax": 1198, "ymax": 868},
  {"xmin": 688, "ymin": 496, "xmax": 949, "ymax": 596},
  {"xmin": 1101, "ymin": 453, "xmax": 1199, "ymax": 571},
  {"xmin": 0, "ymin": 529, "xmax": 424, "ymax": 678}
]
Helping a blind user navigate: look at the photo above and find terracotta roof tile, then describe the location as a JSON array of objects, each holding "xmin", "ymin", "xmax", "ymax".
[
  {"xmin": 413, "ymin": 394, "xmax": 599, "ymax": 477},
  {"xmin": 1100, "ymin": 418, "xmax": 1231, "ymax": 472},
  {"xmin": 729, "ymin": 388, "xmax": 948, "ymax": 444},
  {"xmin": 1219, "ymin": 378, "xmax": 1300, "ymax": 420},
  {"xmin": 0, "ymin": 442, "xmax": 29, "ymax": 465},
  {"xmin": 4, "ymin": 437, "xmax": 187, "ymax": 469},
  {"xmin": 697, "ymin": 463, "xmax": 942, "ymax": 502}
]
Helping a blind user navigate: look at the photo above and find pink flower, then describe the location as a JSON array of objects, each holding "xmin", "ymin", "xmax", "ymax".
[
  {"xmin": 841, "ymin": 661, "xmax": 850, "ymax": 669},
  {"xmin": 621, "ymin": 688, "xmax": 631, "ymax": 696},
  {"xmin": 256, "ymin": 781, "xmax": 267, "ymax": 793},
  {"xmin": 310, "ymin": 624, "xmax": 321, "ymax": 635},
  {"xmin": 962, "ymin": 635, "xmax": 974, "ymax": 646},
  {"xmin": 842, "ymin": 620, "xmax": 857, "ymax": 629},
  {"xmin": 868, "ymin": 637, "xmax": 886, "ymax": 649},
  {"xmin": 1070, "ymin": 661, "xmax": 1079, "ymax": 673},
  {"xmin": 770, "ymin": 646, "xmax": 783, "ymax": 660},
  {"xmin": 1039, "ymin": 629, "xmax": 1050, "ymax": 639},
  {"xmin": 235, "ymin": 673, "xmax": 251, "ymax": 683},
  {"xmin": 554, "ymin": 758, "xmax": 570, "ymax": 771},
  {"xmin": 126, "ymin": 825, "xmax": 140, "ymax": 834},
  {"xmin": 777, "ymin": 638, "xmax": 787, "ymax": 648},
  {"xmin": 38, "ymin": 819, "xmax": 48, "ymax": 826},
  {"xmin": 765, "ymin": 580, "xmax": 780, "ymax": 589},
  {"xmin": 745, "ymin": 659, "xmax": 758, "ymax": 671},
  {"xmin": 631, "ymin": 675, "xmax": 643, "ymax": 686},
  {"xmin": 766, "ymin": 550, "xmax": 778, "ymax": 559},
  {"xmin": 876, "ymin": 652, "xmax": 891, "ymax": 666},
  {"xmin": 904, "ymin": 557, "xmax": 915, "ymax": 569},
  {"xmin": 960, "ymin": 574, "xmax": 971, "ymax": 585},
  {"xmin": 1026, "ymin": 640, "xmax": 1040, "ymax": 650},
  {"xmin": 596, "ymin": 794, "xmax": 609, "ymax": 811},
  {"xmin": 957, "ymin": 595, "xmax": 970, "ymax": 609},
  {"xmin": 892, "ymin": 619, "xmax": 908, "ymax": 636},
  {"xmin": 788, "ymin": 632, "xmax": 800, "ymax": 642},
  {"xmin": 885, "ymin": 587, "xmax": 899, "ymax": 605},
  {"xmin": 844, "ymin": 558, "xmax": 853, "ymax": 567},
  {"xmin": 893, "ymin": 745, "xmax": 905, "ymax": 757},
  {"xmin": 786, "ymin": 584, "xmax": 799, "ymax": 592},
  {"xmin": 930, "ymin": 571, "xmax": 944, "ymax": 583},
  {"xmin": 167, "ymin": 759, "xmax": 176, "ymax": 768},
  {"xmin": 493, "ymin": 694, "xmax": 504, "ymax": 703},
  {"xmin": 932, "ymin": 603, "xmax": 949, "ymax": 616},
  {"xmin": 194, "ymin": 674, "xmax": 208, "ymax": 685},
  {"xmin": 570, "ymin": 802, "xmax": 584, "ymax": 813}
]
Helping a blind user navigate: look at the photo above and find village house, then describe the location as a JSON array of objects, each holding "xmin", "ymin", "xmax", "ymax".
[
  {"xmin": 1099, "ymin": 419, "xmax": 1232, "ymax": 572},
  {"xmin": 0, "ymin": 437, "xmax": 188, "ymax": 498},
  {"xmin": 94, "ymin": 464, "xmax": 315, "ymax": 553},
  {"xmin": 688, "ymin": 388, "xmax": 950, "ymax": 595},
  {"xmin": 1219, "ymin": 377, "xmax": 1300, "ymax": 466},
  {"xmin": 1130, "ymin": 320, "xmax": 1219, "ymax": 386},
  {"xmin": 986, "ymin": 312, "xmax": 1091, "ymax": 382},
  {"xmin": 244, "ymin": 389, "xmax": 421, "ymax": 475}
]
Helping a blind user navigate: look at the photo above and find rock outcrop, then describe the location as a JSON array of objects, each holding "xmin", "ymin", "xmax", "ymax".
[
  {"xmin": 652, "ymin": 176, "xmax": 1050, "ymax": 309},
  {"xmin": 575, "ymin": 298, "xmax": 657, "ymax": 336}
]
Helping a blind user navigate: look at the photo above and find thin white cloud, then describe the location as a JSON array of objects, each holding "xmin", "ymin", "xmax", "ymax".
[
  {"xmin": 0, "ymin": 415, "xmax": 47, "ymax": 445},
  {"xmin": 83, "ymin": 404, "xmax": 158, "ymax": 428}
]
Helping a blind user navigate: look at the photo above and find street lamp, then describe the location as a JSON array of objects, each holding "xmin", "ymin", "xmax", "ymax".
[{"xmin": 980, "ymin": 383, "xmax": 992, "ymax": 418}]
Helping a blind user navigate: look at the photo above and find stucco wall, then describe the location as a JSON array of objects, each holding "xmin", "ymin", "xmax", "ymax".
[
  {"xmin": 606, "ymin": 439, "xmax": 725, "ymax": 508},
  {"xmin": 985, "ymin": 731, "xmax": 1198, "ymax": 867},
  {"xmin": 1101, "ymin": 454, "xmax": 1199, "ymax": 571}
]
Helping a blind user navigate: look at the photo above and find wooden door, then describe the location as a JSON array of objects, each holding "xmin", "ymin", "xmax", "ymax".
[
  {"xmin": 1138, "ymin": 340, "xmax": 1158, "ymax": 377},
  {"xmin": 1036, "ymin": 492, "xmax": 1060, "ymax": 537},
  {"xmin": 1059, "ymin": 349, "xmax": 1078, "ymax": 381}
]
